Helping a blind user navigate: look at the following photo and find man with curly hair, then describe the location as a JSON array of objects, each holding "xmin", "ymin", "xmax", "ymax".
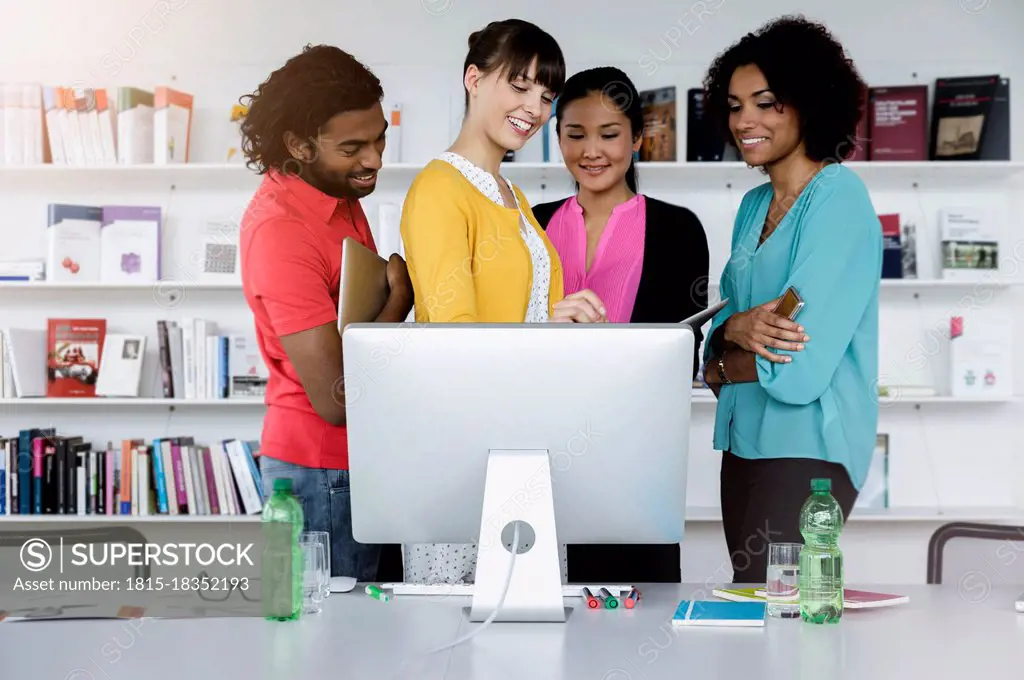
[
  {"xmin": 699, "ymin": 16, "xmax": 881, "ymax": 582},
  {"xmin": 238, "ymin": 44, "xmax": 413, "ymax": 583}
]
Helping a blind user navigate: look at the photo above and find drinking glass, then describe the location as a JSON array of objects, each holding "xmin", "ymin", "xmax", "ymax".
[
  {"xmin": 766, "ymin": 542, "xmax": 801, "ymax": 618},
  {"xmin": 302, "ymin": 531, "xmax": 331, "ymax": 599},
  {"xmin": 300, "ymin": 540, "xmax": 326, "ymax": 615}
]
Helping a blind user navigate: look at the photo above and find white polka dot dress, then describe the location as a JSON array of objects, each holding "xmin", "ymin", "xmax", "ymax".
[{"xmin": 402, "ymin": 152, "xmax": 566, "ymax": 585}]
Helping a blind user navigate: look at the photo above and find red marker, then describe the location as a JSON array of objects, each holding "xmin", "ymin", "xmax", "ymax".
[
  {"xmin": 581, "ymin": 587, "xmax": 600, "ymax": 609},
  {"xmin": 624, "ymin": 588, "xmax": 641, "ymax": 609}
]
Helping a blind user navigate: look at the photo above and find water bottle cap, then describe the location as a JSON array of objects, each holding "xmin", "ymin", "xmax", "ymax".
[
  {"xmin": 273, "ymin": 477, "xmax": 294, "ymax": 493},
  {"xmin": 811, "ymin": 478, "xmax": 831, "ymax": 492}
]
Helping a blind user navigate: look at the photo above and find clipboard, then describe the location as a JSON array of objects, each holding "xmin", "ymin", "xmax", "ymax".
[{"xmin": 680, "ymin": 298, "xmax": 729, "ymax": 328}]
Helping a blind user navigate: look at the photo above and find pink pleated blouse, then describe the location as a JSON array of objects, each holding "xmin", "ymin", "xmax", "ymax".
[{"xmin": 544, "ymin": 194, "xmax": 646, "ymax": 323}]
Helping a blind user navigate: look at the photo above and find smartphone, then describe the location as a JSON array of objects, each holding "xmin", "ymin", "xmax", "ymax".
[{"xmin": 773, "ymin": 286, "xmax": 804, "ymax": 320}]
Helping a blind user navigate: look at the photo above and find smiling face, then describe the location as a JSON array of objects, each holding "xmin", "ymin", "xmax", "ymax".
[
  {"xmin": 288, "ymin": 100, "xmax": 387, "ymax": 199},
  {"xmin": 558, "ymin": 91, "xmax": 641, "ymax": 194},
  {"xmin": 727, "ymin": 64, "xmax": 803, "ymax": 167},
  {"xmin": 466, "ymin": 57, "xmax": 554, "ymax": 152}
]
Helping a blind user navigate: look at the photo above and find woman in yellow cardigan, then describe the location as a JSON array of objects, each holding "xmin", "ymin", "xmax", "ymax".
[{"xmin": 399, "ymin": 19, "xmax": 606, "ymax": 585}]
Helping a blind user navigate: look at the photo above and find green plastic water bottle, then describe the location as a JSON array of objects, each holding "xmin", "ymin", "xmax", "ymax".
[
  {"xmin": 798, "ymin": 477, "xmax": 844, "ymax": 624},
  {"xmin": 261, "ymin": 477, "xmax": 305, "ymax": 621}
]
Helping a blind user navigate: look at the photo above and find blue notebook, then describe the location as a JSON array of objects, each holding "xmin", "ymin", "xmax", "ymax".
[{"xmin": 672, "ymin": 599, "xmax": 766, "ymax": 627}]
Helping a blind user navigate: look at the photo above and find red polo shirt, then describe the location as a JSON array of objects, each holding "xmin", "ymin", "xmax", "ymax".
[{"xmin": 240, "ymin": 170, "xmax": 376, "ymax": 470}]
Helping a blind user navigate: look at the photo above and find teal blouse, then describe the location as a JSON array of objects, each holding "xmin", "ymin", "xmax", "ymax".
[{"xmin": 704, "ymin": 164, "xmax": 881, "ymax": 490}]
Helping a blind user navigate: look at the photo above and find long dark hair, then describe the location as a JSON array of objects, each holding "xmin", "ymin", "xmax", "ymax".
[
  {"xmin": 554, "ymin": 66, "xmax": 644, "ymax": 193},
  {"xmin": 463, "ymin": 19, "xmax": 566, "ymax": 110}
]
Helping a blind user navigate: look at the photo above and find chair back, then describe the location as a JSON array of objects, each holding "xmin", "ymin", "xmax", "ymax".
[{"xmin": 927, "ymin": 522, "xmax": 1024, "ymax": 597}]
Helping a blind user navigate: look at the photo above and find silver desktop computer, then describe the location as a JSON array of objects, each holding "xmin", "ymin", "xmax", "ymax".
[{"xmin": 342, "ymin": 323, "xmax": 694, "ymax": 623}]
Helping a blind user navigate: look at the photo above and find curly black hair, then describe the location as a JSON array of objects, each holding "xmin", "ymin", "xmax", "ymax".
[
  {"xmin": 702, "ymin": 15, "xmax": 867, "ymax": 163},
  {"xmin": 239, "ymin": 44, "xmax": 383, "ymax": 174}
]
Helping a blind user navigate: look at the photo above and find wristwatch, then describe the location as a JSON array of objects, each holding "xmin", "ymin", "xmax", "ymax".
[{"xmin": 717, "ymin": 353, "xmax": 732, "ymax": 384}]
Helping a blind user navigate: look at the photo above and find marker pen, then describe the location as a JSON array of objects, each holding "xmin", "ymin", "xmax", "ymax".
[
  {"xmin": 581, "ymin": 587, "xmax": 600, "ymax": 609},
  {"xmin": 624, "ymin": 588, "xmax": 641, "ymax": 609},
  {"xmin": 599, "ymin": 587, "xmax": 619, "ymax": 609},
  {"xmin": 365, "ymin": 584, "xmax": 390, "ymax": 602}
]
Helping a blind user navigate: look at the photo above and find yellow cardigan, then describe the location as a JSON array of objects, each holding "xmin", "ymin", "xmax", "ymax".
[{"xmin": 400, "ymin": 159, "xmax": 565, "ymax": 322}]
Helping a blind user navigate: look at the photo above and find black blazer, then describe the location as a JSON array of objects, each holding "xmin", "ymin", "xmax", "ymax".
[{"xmin": 531, "ymin": 195, "xmax": 710, "ymax": 379}]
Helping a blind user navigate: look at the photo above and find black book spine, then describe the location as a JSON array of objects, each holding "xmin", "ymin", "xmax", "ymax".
[
  {"xmin": 9, "ymin": 440, "xmax": 17, "ymax": 514},
  {"xmin": 157, "ymin": 320, "xmax": 173, "ymax": 398},
  {"xmin": 97, "ymin": 450, "xmax": 106, "ymax": 515},
  {"xmin": 56, "ymin": 439, "xmax": 66, "ymax": 515},
  {"xmin": 43, "ymin": 445, "xmax": 56, "ymax": 514}
]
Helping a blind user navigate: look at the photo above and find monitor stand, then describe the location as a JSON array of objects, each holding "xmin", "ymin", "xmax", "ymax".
[{"xmin": 469, "ymin": 449, "xmax": 566, "ymax": 623}]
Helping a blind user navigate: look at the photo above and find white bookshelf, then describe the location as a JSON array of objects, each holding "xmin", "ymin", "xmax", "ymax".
[
  {"xmin": 0, "ymin": 398, "xmax": 263, "ymax": 407},
  {"xmin": 0, "ymin": 281, "xmax": 242, "ymax": 291},
  {"xmin": 2, "ymin": 159, "xmax": 1023, "ymax": 176},
  {"xmin": 0, "ymin": 514, "xmax": 261, "ymax": 522},
  {"xmin": 4, "ymin": 506, "xmax": 1016, "ymax": 524},
  {"xmin": 690, "ymin": 393, "xmax": 1019, "ymax": 405},
  {"xmin": 684, "ymin": 506, "xmax": 1024, "ymax": 523}
]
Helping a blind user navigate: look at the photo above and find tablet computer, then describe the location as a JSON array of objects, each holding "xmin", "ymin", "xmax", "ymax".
[
  {"xmin": 681, "ymin": 298, "xmax": 729, "ymax": 329},
  {"xmin": 338, "ymin": 237, "xmax": 390, "ymax": 332}
]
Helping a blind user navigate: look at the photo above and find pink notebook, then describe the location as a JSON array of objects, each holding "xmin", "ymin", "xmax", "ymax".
[{"xmin": 748, "ymin": 587, "xmax": 909, "ymax": 609}]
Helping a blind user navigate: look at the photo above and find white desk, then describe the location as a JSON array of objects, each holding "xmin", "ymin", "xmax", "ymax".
[{"xmin": 1, "ymin": 584, "xmax": 1022, "ymax": 679}]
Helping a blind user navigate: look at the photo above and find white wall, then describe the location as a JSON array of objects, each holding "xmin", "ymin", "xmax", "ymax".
[{"xmin": 2, "ymin": 0, "xmax": 1023, "ymax": 584}]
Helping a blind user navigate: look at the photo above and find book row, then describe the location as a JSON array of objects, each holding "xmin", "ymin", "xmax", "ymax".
[
  {"xmin": 555, "ymin": 74, "xmax": 1011, "ymax": 163},
  {"xmin": 0, "ymin": 84, "xmax": 193, "ymax": 166},
  {"xmin": 880, "ymin": 206, "xmax": 1001, "ymax": 281},
  {"xmin": 2, "ymin": 72, "xmax": 1009, "ymax": 169},
  {"xmin": 0, "ymin": 318, "xmax": 268, "ymax": 400},
  {"xmin": 0, "ymin": 431, "xmax": 263, "ymax": 517}
]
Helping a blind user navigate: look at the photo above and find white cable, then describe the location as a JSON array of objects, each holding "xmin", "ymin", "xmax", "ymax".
[
  {"xmin": 389, "ymin": 525, "xmax": 522, "ymax": 678},
  {"xmin": 420, "ymin": 522, "xmax": 521, "ymax": 655}
]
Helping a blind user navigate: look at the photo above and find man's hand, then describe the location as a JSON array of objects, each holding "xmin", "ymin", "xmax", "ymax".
[
  {"xmin": 376, "ymin": 254, "xmax": 414, "ymax": 322},
  {"xmin": 723, "ymin": 298, "xmax": 809, "ymax": 363}
]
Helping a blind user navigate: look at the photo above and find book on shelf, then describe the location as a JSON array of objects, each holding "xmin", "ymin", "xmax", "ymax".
[
  {"xmin": 42, "ymin": 200, "xmax": 161, "ymax": 283},
  {"xmin": 949, "ymin": 313, "xmax": 1014, "ymax": 399},
  {"xmin": 46, "ymin": 204, "xmax": 102, "ymax": 282},
  {"xmin": 639, "ymin": 85, "xmax": 677, "ymax": 162},
  {"xmin": 930, "ymin": 74, "xmax": 1002, "ymax": 161},
  {"xmin": 939, "ymin": 207, "xmax": 1000, "ymax": 281},
  {"xmin": 686, "ymin": 88, "xmax": 724, "ymax": 162},
  {"xmin": 2, "ymin": 83, "xmax": 45, "ymax": 165},
  {"xmin": 0, "ymin": 260, "xmax": 45, "ymax": 281},
  {"xmin": 117, "ymin": 87, "xmax": 154, "ymax": 165},
  {"xmin": 46, "ymin": 318, "xmax": 106, "ymax": 398},
  {"xmin": 95, "ymin": 334, "xmax": 146, "ymax": 397},
  {"xmin": 856, "ymin": 433, "xmax": 889, "ymax": 510},
  {"xmin": 0, "ymin": 318, "xmax": 266, "ymax": 401},
  {"xmin": 153, "ymin": 86, "xmax": 193, "ymax": 164},
  {"xmin": 0, "ymin": 81, "xmax": 207, "ymax": 167},
  {"xmin": 0, "ymin": 432, "xmax": 263, "ymax": 517},
  {"xmin": 99, "ymin": 205, "xmax": 162, "ymax": 283},
  {"xmin": 157, "ymin": 318, "xmax": 268, "ymax": 400},
  {"xmin": 868, "ymin": 85, "xmax": 928, "ymax": 161}
]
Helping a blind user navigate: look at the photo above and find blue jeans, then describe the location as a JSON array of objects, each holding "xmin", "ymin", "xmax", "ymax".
[{"xmin": 259, "ymin": 456, "xmax": 381, "ymax": 582}]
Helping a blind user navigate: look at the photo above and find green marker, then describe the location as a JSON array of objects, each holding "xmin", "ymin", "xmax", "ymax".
[
  {"xmin": 365, "ymin": 584, "xmax": 390, "ymax": 602},
  {"xmin": 599, "ymin": 587, "xmax": 618, "ymax": 609}
]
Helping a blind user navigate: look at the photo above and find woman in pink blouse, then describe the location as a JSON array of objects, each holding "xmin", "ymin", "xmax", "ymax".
[{"xmin": 531, "ymin": 66, "xmax": 710, "ymax": 584}]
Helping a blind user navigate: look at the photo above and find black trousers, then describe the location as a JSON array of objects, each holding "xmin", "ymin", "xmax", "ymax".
[
  {"xmin": 720, "ymin": 451, "xmax": 858, "ymax": 583},
  {"xmin": 567, "ymin": 544, "xmax": 680, "ymax": 584}
]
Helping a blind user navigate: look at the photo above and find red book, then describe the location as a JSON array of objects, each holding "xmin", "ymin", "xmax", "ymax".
[
  {"xmin": 868, "ymin": 85, "xmax": 928, "ymax": 160},
  {"xmin": 46, "ymin": 318, "xmax": 106, "ymax": 397}
]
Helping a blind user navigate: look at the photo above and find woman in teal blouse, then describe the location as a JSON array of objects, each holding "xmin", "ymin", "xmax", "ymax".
[{"xmin": 700, "ymin": 16, "xmax": 882, "ymax": 582}]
